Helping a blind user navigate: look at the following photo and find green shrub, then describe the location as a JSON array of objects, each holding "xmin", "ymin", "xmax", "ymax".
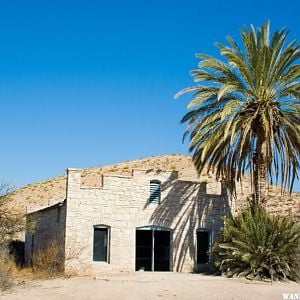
[{"xmin": 213, "ymin": 205, "xmax": 300, "ymax": 281}]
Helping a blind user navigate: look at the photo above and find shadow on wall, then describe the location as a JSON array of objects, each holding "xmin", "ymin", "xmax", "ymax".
[{"xmin": 145, "ymin": 174, "xmax": 232, "ymax": 272}]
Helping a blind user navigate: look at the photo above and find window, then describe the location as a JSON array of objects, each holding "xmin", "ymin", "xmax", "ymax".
[
  {"xmin": 149, "ymin": 180, "xmax": 161, "ymax": 204},
  {"xmin": 196, "ymin": 229, "xmax": 210, "ymax": 264},
  {"xmin": 93, "ymin": 226, "xmax": 110, "ymax": 262}
]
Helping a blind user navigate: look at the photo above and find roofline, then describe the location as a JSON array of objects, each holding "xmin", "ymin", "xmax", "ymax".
[{"xmin": 26, "ymin": 200, "xmax": 66, "ymax": 215}]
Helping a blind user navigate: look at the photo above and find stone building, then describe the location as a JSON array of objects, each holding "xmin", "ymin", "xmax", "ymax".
[
  {"xmin": 25, "ymin": 166, "xmax": 232, "ymax": 274},
  {"xmin": 24, "ymin": 155, "xmax": 299, "ymax": 275}
]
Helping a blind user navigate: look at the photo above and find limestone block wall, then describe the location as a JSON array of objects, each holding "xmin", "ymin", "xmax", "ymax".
[
  {"xmin": 64, "ymin": 168, "xmax": 231, "ymax": 275},
  {"xmin": 24, "ymin": 202, "xmax": 66, "ymax": 267}
]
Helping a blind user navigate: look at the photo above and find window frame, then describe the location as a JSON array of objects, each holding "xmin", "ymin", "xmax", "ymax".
[
  {"xmin": 93, "ymin": 225, "xmax": 110, "ymax": 263},
  {"xmin": 149, "ymin": 180, "xmax": 161, "ymax": 204}
]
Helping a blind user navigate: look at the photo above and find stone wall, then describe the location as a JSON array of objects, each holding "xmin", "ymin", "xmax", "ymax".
[
  {"xmin": 64, "ymin": 168, "xmax": 231, "ymax": 275},
  {"xmin": 24, "ymin": 160, "xmax": 299, "ymax": 275},
  {"xmin": 24, "ymin": 202, "xmax": 66, "ymax": 267}
]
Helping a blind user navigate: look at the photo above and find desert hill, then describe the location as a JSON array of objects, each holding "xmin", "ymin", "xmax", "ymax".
[
  {"xmin": 11, "ymin": 155, "xmax": 199, "ymax": 213},
  {"xmin": 10, "ymin": 154, "xmax": 300, "ymax": 220}
]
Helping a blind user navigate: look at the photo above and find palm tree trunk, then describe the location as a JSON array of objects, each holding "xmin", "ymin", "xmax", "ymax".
[{"xmin": 253, "ymin": 137, "xmax": 267, "ymax": 206}]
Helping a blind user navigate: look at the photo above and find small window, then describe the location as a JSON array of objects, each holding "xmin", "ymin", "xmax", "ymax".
[
  {"xmin": 196, "ymin": 229, "xmax": 210, "ymax": 264},
  {"xmin": 93, "ymin": 226, "xmax": 110, "ymax": 262},
  {"xmin": 149, "ymin": 180, "xmax": 161, "ymax": 204}
]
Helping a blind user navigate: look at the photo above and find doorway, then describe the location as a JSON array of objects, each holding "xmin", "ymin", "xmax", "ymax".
[
  {"xmin": 196, "ymin": 229, "xmax": 210, "ymax": 264},
  {"xmin": 136, "ymin": 226, "xmax": 171, "ymax": 271}
]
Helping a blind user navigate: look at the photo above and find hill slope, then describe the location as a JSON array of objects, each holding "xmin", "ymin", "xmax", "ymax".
[
  {"xmin": 11, "ymin": 155, "xmax": 199, "ymax": 212},
  {"xmin": 10, "ymin": 154, "xmax": 300, "ymax": 220}
]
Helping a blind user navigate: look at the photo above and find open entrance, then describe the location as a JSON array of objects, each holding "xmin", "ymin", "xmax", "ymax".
[
  {"xmin": 196, "ymin": 229, "xmax": 210, "ymax": 264},
  {"xmin": 136, "ymin": 226, "xmax": 171, "ymax": 271}
]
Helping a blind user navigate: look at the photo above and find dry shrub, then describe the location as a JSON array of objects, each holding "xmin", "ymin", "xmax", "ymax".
[
  {"xmin": 0, "ymin": 183, "xmax": 24, "ymax": 291},
  {"xmin": 63, "ymin": 243, "xmax": 86, "ymax": 276},
  {"xmin": 32, "ymin": 239, "xmax": 64, "ymax": 278},
  {"xmin": 0, "ymin": 247, "xmax": 17, "ymax": 291}
]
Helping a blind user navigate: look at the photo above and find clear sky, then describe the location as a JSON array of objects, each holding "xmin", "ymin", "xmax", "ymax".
[{"xmin": 0, "ymin": 0, "xmax": 299, "ymax": 191}]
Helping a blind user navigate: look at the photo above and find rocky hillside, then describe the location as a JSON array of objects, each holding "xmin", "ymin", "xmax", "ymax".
[
  {"xmin": 9, "ymin": 154, "xmax": 300, "ymax": 220},
  {"xmin": 10, "ymin": 155, "xmax": 199, "ymax": 213}
]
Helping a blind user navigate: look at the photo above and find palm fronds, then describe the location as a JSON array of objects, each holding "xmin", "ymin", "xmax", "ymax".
[
  {"xmin": 176, "ymin": 21, "xmax": 300, "ymax": 201},
  {"xmin": 213, "ymin": 204, "xmax": 300, "ymax": 281}
]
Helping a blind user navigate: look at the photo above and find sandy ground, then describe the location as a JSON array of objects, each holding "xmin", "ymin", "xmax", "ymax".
[{"xmin": 1, "ymin": 272, "xmax": 299, "ymax": 300}]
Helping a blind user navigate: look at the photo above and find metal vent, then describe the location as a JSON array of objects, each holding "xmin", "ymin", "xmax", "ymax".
[{"xmin": 149, "ymin": 180, "xmax": 161, "ymax": 204}]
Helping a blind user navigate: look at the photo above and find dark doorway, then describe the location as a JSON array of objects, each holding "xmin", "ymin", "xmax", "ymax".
[
  {"xmin": 136, "ymin": 227, "xmax": 171, "ymax": 271},
  {"xmin": 154, "ymin": 231, "xmax": 170, "ymax": 271},
  {"xmin": 9, "ymin": 240, "xmax": 25, "ymax": 267},
  {"xmin": 197, "ymin": 230, "xmax": 210, "ymax": 264},
  {"xmin": 136, "ymin": 230, "xmax": 152, "ymax": 271}
]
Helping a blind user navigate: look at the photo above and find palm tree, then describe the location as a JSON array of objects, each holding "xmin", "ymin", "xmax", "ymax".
[{"xmin": 176, "ymin": 21, "xmax": 300, "ymax": 205}]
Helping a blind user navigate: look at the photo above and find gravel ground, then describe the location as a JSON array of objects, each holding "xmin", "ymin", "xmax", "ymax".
[{"xmin": 1, "ymin": 272, "xmax": 299, "ymax": 300}]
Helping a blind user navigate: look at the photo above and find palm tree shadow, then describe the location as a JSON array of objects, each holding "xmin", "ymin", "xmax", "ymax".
[{"xmin": 146, "ymin": 176, "xmax": 232, "ymax": 272}]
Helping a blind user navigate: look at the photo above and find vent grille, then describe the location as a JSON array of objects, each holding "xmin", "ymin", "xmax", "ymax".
[{"xmin": 149, "ymin": 180, "xmax": 161, "ymax": 204}]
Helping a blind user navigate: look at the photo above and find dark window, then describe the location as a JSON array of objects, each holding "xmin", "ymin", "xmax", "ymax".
[
  {"xmin": 93, "ymin": 226, "xmax": 109, "ymax": 262},
  {"xmin": 149, "ymin": 180, "xmax": 161, "ymax": 204},
  {"xmin": 197, "ymin": 230, "xmax": 210, "ymax": 264}
]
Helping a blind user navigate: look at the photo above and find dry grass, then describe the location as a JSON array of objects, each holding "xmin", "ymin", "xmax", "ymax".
[
  {"xmin": 31, "ymin": 240, "xmax": 64, "ymax": 278},
  {"xmin": 0, "ymin": 244, "xmax": 25, "ymax": 291},
  {"xmin": 0, "ymin": 254, "xmax": 15, "ymax": 291}
]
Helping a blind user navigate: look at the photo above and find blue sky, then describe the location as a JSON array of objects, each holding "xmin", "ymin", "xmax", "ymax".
[{"xmin": 0, "ymin": 0, "xmax": 299, "ymax": 191}]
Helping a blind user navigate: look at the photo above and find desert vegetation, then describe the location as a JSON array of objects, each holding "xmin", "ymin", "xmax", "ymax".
[
  {"xmin": 177, "ymin": 21, "xmax": 300, "ymax": 205},
  {"xmin": 31, "ymin": 239, "xmax": 64, "ymax": 278},
  {"xmin": 0, "ymin": 183, "xmax": 24, "ymax": 290},
  {"xmin": 214, "ymin": 203, "xmax": 300, "ymax": 281},
  {"xmin": 178, "ymin": 21, "xmax": 300, "ymax": 280}
]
